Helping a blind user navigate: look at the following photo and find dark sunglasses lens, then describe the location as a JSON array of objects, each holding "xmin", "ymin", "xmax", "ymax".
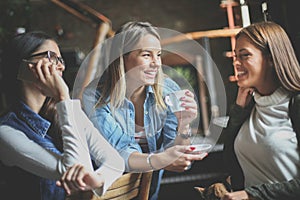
[
  {"xmin": 59, "ymin": 58, "xmax": 65, "ymax": 65},
  {"xmin": 48, "ymin": 51, "xmax": 58, "ymax": 65},
  {"xmin": 49, "ymin": 52, "xmax": 64, "ymax": 65}
]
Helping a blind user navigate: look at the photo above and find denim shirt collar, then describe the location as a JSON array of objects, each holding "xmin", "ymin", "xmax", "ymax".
[
  {"xmin": 17, "ymin": 101, "xmax": 51, "ymax": 137},
  {"xmin": 145, "ymin": 85, "xmax": 154, "ymax": 94},
  {"xmin": 145, "ymin": 85, "xmax": 155, "ymax": 102}
]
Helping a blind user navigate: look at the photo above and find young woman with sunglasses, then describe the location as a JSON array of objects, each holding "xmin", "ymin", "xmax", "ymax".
[{"xmin": 0, "ymin": 31, "xmax": 124, "ymax": 200}]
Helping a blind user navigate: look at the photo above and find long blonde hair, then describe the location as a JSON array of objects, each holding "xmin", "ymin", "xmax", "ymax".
[
  {"xmin": 236, "ymin": 21, "xmax": 300, "ymax": 92},
  {"xmin": 96, "ymin": 21, "xmax": 166, "ymax": 109}
]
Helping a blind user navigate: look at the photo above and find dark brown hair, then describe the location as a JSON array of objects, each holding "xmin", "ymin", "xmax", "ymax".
[
  {"xmin": 1, "ymin": 31, "xmax": 63, "ymax": 151},
  {"xmin": 236, "ymin": 21, "xmax": 300, "ymax": 92}
]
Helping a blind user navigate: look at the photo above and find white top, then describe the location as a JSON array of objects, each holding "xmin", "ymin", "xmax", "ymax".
[
  {"xmin": 0, "ymin": 99, "xmax": 125, "ymax": 195},
  {"xmin": 235, "ymin": 87, "xmax": 300, "ymax": 187},
  {"xmin": 134, "ymin": 125, "xmax": 149, "ymax": 153}
]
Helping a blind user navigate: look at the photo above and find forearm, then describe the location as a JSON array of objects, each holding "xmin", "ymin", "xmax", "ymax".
[
  {"xmin": 0, "ymin": 125, "xmax": 61, "ymax": 179},
  {"xmin": 83, "ymin": 112, "xmax": 125, "ymax": 194},
  {"xmin": 173, "ymin": 124, "xmax": 191, "ymax": 145},
  {"xmin": 85, "ymin": 119, "xmax": 125, "ymax": 172},
  {"xmin": 223, "ymin": 103, "xmax": 252, "ymax": 190},
  {"xmin": 228, "ymin": 104, "xmax": 252, "ymax": 127},
  {"xmin": 128, "ymin": 152, "xmax": 155, "ymax": 172},
  {"xmin": 128, "ymin": 151, "xmax": 171, "ymax": 172},
  {"xmin": 127, "ymin": 147, "xmax": 195, "ymax": 172},
  {"xmin": 223, "ymin": 103, "xmax": 252, "ymax": 146},
  {"xmin": 162, "ymin": 109, "xmax": 191, "ymax": 146},
  {"xmin": 0, "ymin": 99, "xmax": 93, "ymax": 180},
  {"xmin": 56, "ymin": 99, "xmax": 94, "ymax": 170},
  {"xmin": 245, "ymin": 179, "xmax": 300, "ymax": 200}
]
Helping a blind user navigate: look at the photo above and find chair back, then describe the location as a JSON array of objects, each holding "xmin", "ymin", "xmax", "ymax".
[{"xmin": 66, "ymin": 171, "xmax": 153, "ymax": 200}]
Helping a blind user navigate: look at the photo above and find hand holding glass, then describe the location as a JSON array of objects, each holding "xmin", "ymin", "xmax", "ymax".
[{"xmin": 164, "ymin": 90, "xmax": 187, "ymax": 112}]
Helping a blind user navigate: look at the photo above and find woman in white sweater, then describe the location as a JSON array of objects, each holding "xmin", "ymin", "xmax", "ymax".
[
  {"xmin": 222, "ymin": 21, "xmax": 300, "ymax": 200},
  {"xmin": 0, "ymin": 31, "xmax": 125, "ymax": 200}
]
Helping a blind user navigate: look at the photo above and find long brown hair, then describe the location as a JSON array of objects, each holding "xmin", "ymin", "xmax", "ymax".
[{"xmin": 236, "ymin": 21, "xmax": 300, "ymax": 92}]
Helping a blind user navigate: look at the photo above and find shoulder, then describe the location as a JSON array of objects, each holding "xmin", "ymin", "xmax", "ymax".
[
  {"xmin": 82, "ymin": 79, "xmax": 102, "ymax": 100},
  {"xmin": 0, "ymin": 111, "xmax": 15, "ymax": 126},
  {"xmin": 288, "ymin": 93, "xmax": 300, "ymax": 133},
  {"xmin": 82, "ymin": 80, "xmax": 104, "ymax": 113},
  {"xmin": 289, "ymin": 93, "xmax": 300, "ymax": 110},
  {"xmin": 289, "ymin": 93, "xmax": 300, "ymax": 117},
  {"xmin": 0, "ymin": 124, "xmax": 16, "ymax": 134},
  {"xmin": 292, "ymin": 93, "xmax": 300, "ymax": 103}
]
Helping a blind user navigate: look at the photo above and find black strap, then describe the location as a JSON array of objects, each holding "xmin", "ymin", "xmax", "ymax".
[{"xmin": 288, "ymin": 93, "xmax": 300, "ymax": 148}]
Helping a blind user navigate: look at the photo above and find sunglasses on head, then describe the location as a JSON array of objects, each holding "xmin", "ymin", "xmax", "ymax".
[{"xmin": 23, "ymin": 50, "xmax": 65, "ymax": 66}]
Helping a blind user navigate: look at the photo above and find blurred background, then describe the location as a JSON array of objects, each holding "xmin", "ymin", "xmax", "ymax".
[{"xmin": 0, "ymin": 0, "xmax": 299, "ymax": 199}]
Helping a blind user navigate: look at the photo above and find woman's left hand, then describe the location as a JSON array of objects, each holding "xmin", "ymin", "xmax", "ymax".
[
  {"xmin": 174, "ymin": 90, "xmax": 198, "ymax": 130},
  {"xmin": 29, "ymin": 59, "xmax": 70, "ymax": 101},
  {"xmin": 56, "ymin": 164, "xmax": 104, "ymax": 195}
]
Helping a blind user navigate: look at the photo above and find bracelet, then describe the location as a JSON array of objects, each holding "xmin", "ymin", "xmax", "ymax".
[{"xmin": 146, "ymin": 153, "xmax": 156, "ymax": 171}]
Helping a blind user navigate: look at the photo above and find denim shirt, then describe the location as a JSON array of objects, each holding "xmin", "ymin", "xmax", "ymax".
[
  {"xmin": 82, "ymin": 77, "xmax": 181, "ymax": 200},
  {"xmin": 0, "ymin": 101, "xmax": 65, "ymax": 200},
  {"xmin": 83, "ymin": 77, "xmax": 181, "ymax": 169}
]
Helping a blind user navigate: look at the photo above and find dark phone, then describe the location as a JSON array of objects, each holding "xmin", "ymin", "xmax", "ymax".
[{"xmin": 17, "ymin": 60, "xmax": 37, "ymax": 83}]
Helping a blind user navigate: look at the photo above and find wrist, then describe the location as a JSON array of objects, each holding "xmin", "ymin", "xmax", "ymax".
[
  {"xmin": 92, "ymin": 187, "xmax": 104, "ymax": 197},
  {"xmin": 176, "ymin": 124, "xmax": 190, "ymax": 133},
  {"xmin": 56, "ymin": 93, "xmax": 70, "ymax": 102},
  {"xmin": 92, "ymin": 173, "xmax": 104, "ymax": 197},
  {"xmin": 176, "ymin": 125, "xmax": 192, "ymax": 139},
  {"xmin": 147, "ymin": 153, "xmax": 157, "ymax": 171}
]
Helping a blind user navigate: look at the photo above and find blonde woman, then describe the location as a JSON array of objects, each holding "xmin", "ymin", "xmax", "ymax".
[{"xmin": 82, "ymin": 21, "xmax": 205, "ymax": 200}]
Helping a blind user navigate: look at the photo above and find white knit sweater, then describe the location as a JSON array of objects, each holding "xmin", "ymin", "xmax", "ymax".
[{"xmin": 234, "ymin": 87, "xmax": 300, "ymax": 187}]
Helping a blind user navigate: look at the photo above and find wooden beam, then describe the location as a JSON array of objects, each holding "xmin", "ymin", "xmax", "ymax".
[
  {"xmin": 161, "ymin": 28, "xmax": 242, "ymax": 45},
  {"xmin": 51, "ymin": 0, "xmax": 115, "ymax": 36},
  {"xmin": 51, "ymin": 0, "xmax": 96, "ymax": 26},
  {"xmin": 195, "ymin": 56, "xmax": 210, "ymax": 136},
  {"xmin": 74, "ymin": 23, "xmax": 111, "ymax": 100}
]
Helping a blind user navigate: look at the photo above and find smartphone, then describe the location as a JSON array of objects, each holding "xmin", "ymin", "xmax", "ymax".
[{"xmin": 17, "ymin": 60, "xmax": 37, "ymax": 83}]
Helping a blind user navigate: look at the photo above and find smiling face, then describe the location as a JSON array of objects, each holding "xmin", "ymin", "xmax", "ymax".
[
  {"xmin": 124, "ymin": 34, "xmax": 161, "ymax": 88},
  {"xmin": 234, "ymin": 34, "xmax": 278, "ymax": 95}
]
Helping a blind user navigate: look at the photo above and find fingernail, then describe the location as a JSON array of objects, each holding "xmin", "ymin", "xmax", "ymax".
[
  {"xmin": 190, "ymin": 147, "xmax": 195, "ymax": 151},
  {"xmin": 200, "ymin": 153, "xmax": 208, "ymax": 159}
]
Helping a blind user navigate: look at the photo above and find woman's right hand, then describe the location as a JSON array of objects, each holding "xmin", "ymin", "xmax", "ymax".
[
  {"xmin": 28, "ymin": 59, "xmax": 70, "ymax": 101},
  {"xmin": 236, "ymin": 87, "xmax": 255, "ymax": 108},
  {"xmin": 153, "ymin": 145, "xmax": 208, "ymax": 172},
  {"xmin": 221, "ymin": 190, "xmax": 250, "ymax": 200},
  {"xmin": 174, "ymin": 90, "xmax": 198, "ymax": 132},
  {"xmin": 56, "ymin": 164, "xmax": 104, "ymax": 195}
]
